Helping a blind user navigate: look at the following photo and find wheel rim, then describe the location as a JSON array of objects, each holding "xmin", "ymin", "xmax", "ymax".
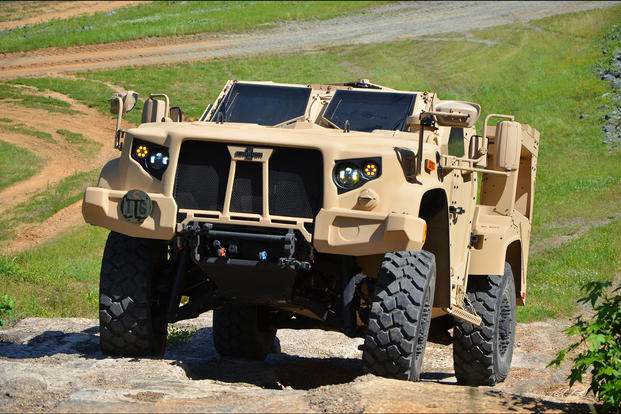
[{"xmin": 497, "ymin": 293, "xmax": 514, "ymax": 358}]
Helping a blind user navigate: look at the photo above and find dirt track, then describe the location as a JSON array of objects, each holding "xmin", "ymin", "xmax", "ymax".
[
  {"xmin": 0, "ymin": 313, "xmax": 598, "ymax": 412},
  {"xmin": 0, "ymin": 86, "xmax": 121, "ymax": 253},
  {"xmin": 0, "ymin": 1, "xmax": 143, "ymax": 31},
  {"xmin": 0, "ymin": 1, "xmax": 617, "ymax": 79}
]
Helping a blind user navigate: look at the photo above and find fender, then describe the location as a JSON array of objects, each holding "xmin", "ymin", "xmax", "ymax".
[{"xmin": 97, "ymin": 158, "xmax": 121, "ymax": 189}]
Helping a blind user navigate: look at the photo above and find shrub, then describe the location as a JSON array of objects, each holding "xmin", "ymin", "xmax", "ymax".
[{"xmin": 549, "ymin": 281, "xmax": 621, "ymax": 411}]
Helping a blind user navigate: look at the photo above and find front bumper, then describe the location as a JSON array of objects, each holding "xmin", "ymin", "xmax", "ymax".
[
  {"xmin": 83, "ymin": 187, "xmax": 427, "ymax": 255},
  {"xmin": 313, "ymin": 208, "xmax": 426, "ymax": 256},
  {"xmin": 82, "ymin": 187, "xmax": 177, "ymax": 240}
]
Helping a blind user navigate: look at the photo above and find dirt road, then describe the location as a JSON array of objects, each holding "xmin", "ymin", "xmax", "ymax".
[
  {"xmin": 0, "ymin": 313, "xmax": 597, "ymax": 412},
  {"xmin": 0, "ymin": 1, "xmax": 144, "ymax": 31},
  {"xmin": 0, "ymin": 1, "xmax": 617, "ymax": 79}
]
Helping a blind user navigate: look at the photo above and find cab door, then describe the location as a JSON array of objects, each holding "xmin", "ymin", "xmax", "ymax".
[{"xmin": 445, "ymin": 127, "xmax": 477, "ymax": 301}]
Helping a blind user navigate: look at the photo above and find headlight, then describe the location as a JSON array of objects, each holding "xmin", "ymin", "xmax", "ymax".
[
  {"xmin": 333, "ymin": 157, "xmax": 381, "ymax": 193},
  {"xmin": 131, "ymin": 138, "xmax": 169, "ymax": 179},
  {"xmin": 147, "ymin": 152, "xmax": 169, "ymax": 171},
  {"xmin": 335, "ymin": 166, "xmax": 362, "ymax": 188}
]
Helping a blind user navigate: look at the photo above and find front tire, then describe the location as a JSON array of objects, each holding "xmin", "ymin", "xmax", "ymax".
[
  {"xmin": 99, "ymin": 232, "xmax": 169, "ymax": 356},
  {"xmin": 362, "ymin": 250, "xmax": 436, "ymax": 381},
  {"xmin": 213, "ymin": 303, "xmax": 277, "ymax": 360},
  {"xmin": 453, "ymin": 263, "xmax": 516, "ymax": 386}
]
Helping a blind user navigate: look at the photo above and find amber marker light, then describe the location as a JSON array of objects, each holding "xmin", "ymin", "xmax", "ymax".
[
  {"xmin": 135, "ymin": 145, "xmax": 148, "ymax": 158},
  {"xmin": 362, "ymin": 161, "xmax": 378, "ymax": 178},
  {"xmin": 425, "ymin": 159, "xmax": 436, "ymax": 172}
]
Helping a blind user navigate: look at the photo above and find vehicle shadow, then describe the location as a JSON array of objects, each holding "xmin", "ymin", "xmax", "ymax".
[
  {"xmin": 164, "ymin": 327, "xmax": 365, "ymax": 390},
  {"xmin": 0, "ymin": 325, "xmax": 365, "ymax": 390},
  {"xmin": 0, "ymin": 325, "xmax": 484, "ymax": 391},
  {"xmin": 0, "ymin": 325, "xmax": 105, "ymax": 360}
]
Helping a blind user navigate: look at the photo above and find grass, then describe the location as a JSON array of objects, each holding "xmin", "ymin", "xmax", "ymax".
[
  {"xmin": 0, "ymin": 121, "xmax": 54, "ymax": 143},
  {"xmin": 517, "ymin": 219, "xmax": 621, "ymax": 322},
  {"xmin": 0, "ymin": 169, "xmax": 100, "ymax": 241},
  {"xmin": 6, "ymin": 78, "xmax": 116, "ymax": 119},
  {"xmin": 0, "ymin": 1, "xmax": 60, "ymax": 24},
  {"xmin": 1, "ymin": 6, "xmax": 620, "ymax": 321},
  {"xmin": 0, "ymin": 140, "xmax": 44, "ymax": 192},
  {"xmin": 0, "ymin": 1, "xmax": 390, "ymax": 53},
  {"xmin": 0, "ymin": 225, "xmax": 108, "ymax": 319},
  {"xmin": 56, "ymin": 128, "xmax": 102, "ymax": 155},
  {"xmin": 0, "ymin": 83, "xmax": 82, "ymax": 115},
  {"xmin": 167, "ymin": 325, "xmax": 199, "ymax": 345}
]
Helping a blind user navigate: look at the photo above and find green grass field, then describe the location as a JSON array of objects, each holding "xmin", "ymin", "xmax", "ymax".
[
  {"xmin": 0, "ymin": 6, "xmax": 619, "ymax": 322},
  {"xmin": 0, "ymin": 140, "xmax": 43, "ymax": 192},
  {"xmin": 0, "ymin": 1, "xmax": 389, "ymax": 53}
]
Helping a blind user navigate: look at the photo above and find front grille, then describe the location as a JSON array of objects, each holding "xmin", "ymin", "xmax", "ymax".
[
  {"xmin": 269, "ymin": 147, "xmax": 322, "ymax": 218},
  {"xmin": 174, "ymin": 141, "xmax": 323, "ymax": 222},
  {"xmin": 230, "ymin": 161, "xmax": 262, "ymax": 214},
  {"xmin": 174, "ymin": 141, "xmax": 230, "ymax": 211}
]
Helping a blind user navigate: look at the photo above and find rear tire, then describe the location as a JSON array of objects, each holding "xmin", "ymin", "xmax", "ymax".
[
  {"xmin": 453, "ymin": 263, "xmax": 516, "ymax": 386},
  {"xmin": 362, "ymin": 250, "xmax": 436, "ymax": 381},
  {"xmin": 213, "ymin": 303, "xmax": 277, "ymax": 360},
  {"xmin": 99, "ymin": 232, "xmax": 169, "ymax": 356}
]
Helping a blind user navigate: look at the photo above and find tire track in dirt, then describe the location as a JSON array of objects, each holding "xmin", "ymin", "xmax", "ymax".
[
  {"xmin": 0, "ymin": 85, "xmax": 125, "ymax": 252},
  {"xmin": 0, "ymin": 1, "xmax": 617, "ymax": 79}
]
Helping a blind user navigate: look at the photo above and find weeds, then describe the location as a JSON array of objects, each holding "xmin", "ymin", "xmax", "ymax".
[
  {"xmin": 0, "ymin": 294, "xmax": 16, "ymax": 327},
  {"xmin": 167, "ymin": 325, "xmax": 198, "ymax": 345},
  {"xmin": 549, "ymin": 282, "xmax": 621, "ymax": 411}
]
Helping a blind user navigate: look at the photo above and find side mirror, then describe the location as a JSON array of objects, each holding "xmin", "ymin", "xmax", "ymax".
[
  {"xmin": 109, "ymin": 90, "xmax": 138, "ymax": 114},
  {"xmin": 495, "ymin": 121, "xmax": 521, "ymax": 171},
  {"xmin": 170, "ymin": 106, "xmax": 183, "ymax": 122},
  {"xmin": 433, "ymin": 101, "xmax": 481, "ymax": 128}
]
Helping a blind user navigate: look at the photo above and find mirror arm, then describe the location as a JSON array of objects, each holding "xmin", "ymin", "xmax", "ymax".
[
  {"xmin": 114, "ymin": 96, "xmax": 123, "ymax": 133},
  {"xmin": 482, "ymin": 113, "xmax": 514, "ymax": 139},
  {"xmin": 439, "ymin": 155, "xmax": 509, "ymax": 176}
]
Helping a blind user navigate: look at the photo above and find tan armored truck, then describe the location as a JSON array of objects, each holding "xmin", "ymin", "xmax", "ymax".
[{"xmin": 83, "ymin": 79, "xmax": 539, "ymax": 385}]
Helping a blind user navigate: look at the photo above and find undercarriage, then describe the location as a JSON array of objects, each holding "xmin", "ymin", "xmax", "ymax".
[{"xmin": 166, "ymin": 222, "xmax": 374, "ymax": 339}]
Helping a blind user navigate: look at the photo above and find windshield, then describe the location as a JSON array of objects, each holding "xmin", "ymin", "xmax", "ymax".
[
  {"xmin": 323, "ymin": 89, "xmax": 416, "ymax": 132},
  {"xmin": 212, "ymin": 83, "xmax": 311, "ymax": 126}
]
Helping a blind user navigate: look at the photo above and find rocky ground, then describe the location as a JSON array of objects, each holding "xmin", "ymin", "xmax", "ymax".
[
  {"xmin": 597, "ymin": 45, "xmax": 621, "ymax": 146},
  {"xmin": 0, "ymin": 313, "xmax": 600, "ymax": 412}
]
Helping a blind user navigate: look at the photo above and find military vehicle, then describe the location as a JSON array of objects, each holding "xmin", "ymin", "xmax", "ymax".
[{"xmin": 83, "ymin": 79, "xmax": 539, "ymax": 385}]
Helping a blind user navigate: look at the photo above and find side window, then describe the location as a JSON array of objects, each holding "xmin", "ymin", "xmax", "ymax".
[{"xmin": 448, "ymin": 127, "xmax": 465, "ymax": 157}]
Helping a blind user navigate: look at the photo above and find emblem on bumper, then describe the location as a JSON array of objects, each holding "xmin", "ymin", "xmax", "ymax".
[{"xmin": 121, "ymin": 189, "xmax": 152, "ymax": 223}]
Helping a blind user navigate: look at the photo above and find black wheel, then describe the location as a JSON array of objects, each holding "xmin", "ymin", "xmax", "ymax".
[
  {"xmin": 213, "ymin": 303, "xmax": 277, "ymax": 360},
  {"xmin": 99, "ymin": 231, "xmax": 169, "ymax": 356},
  {"xmin": 453, "ymin": 263, "xmax": 516, "ymax": 386},
  {"xmin": 362, "ymin": 250, "xmax": 436, "ymax": 381}
]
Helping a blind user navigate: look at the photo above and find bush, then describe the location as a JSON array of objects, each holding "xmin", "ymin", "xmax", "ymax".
[
  {"xmin": 549, "ymin": 281, "xmax": 621, "ymax": 411},
  {"xmin": 0, "ymin": 294, "xmax": 16, "ymax": 327}
]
